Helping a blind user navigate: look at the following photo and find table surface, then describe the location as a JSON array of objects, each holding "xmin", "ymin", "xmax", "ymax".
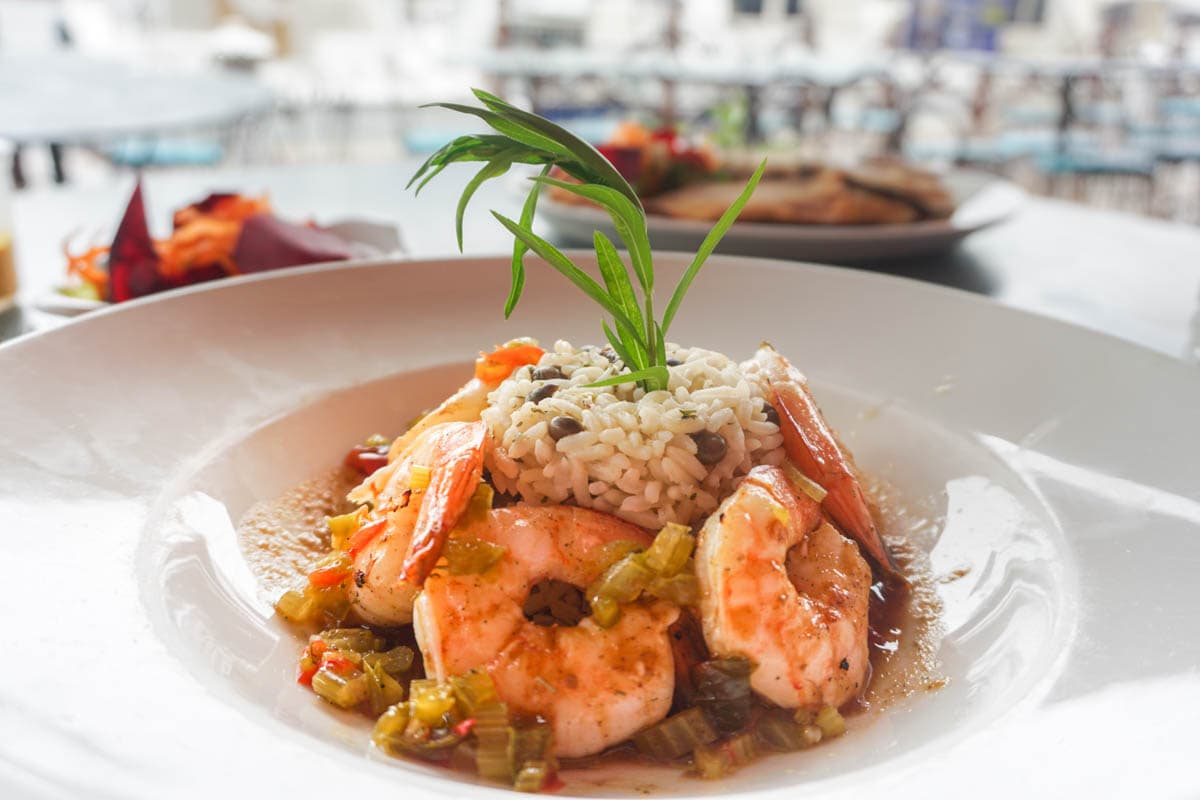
[
  {"xmin": 0, "ymin": 53, "xmax": 274, "ymax": 145},
  {"xmin": 2, "ymin": 159, "xmax": 1198, "ymax": 363}
]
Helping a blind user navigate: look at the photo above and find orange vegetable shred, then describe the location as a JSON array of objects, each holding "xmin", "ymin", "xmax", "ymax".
[{"xmin": 474, "ymin": 343, "xmax": 545, "ymax": 382}]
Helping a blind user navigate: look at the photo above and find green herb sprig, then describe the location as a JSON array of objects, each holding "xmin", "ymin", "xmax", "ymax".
[{"xmin": 408, "ymin": 89, "xmax": 765, "ymax": 391}]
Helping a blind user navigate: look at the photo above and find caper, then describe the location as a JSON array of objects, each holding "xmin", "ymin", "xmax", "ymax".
[
  {"xmin": 528, "ymin": 383, "xmax": 559, "ymax": 403},
  {"xmin": 549, "ymin": 416, "xmax": 583, "ymax": 440},
  {"xmin": 690, "ymin": 430, "xmax": 727, "ymax": 465},
  {"xmin": 762, "ymin": 402, "xmax": 780, "ymax": 427},
  {"xmin": 532, "ymin": 366, "xmax": 566, "ymax": 381},
  {"xmin": 666, "ymin": 358, "xmax": 682, "ymax": 367}
]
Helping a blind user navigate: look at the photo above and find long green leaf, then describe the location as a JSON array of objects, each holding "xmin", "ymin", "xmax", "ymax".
[
  {"xmin": 456, "ymin": 156, "xmax": 515, "ymax": 251},
  {"xmin": 587, "ymin": 365, "xmax": 670, "ymax": 389},
  {"xmin": 505, "ymin": 164, "xmax": 552, "ymax": 318},
  {"xmin": 601, "ymin": 319, "xmax": 639, "ymax": 370},
  {"xmin": 661, "ymin": 159, "xmax": 767, "ymax": 335},
  {"xmin": 472, "ymin": 89, "xmax": 642, "ymax": 210},
  {"xmin": 490, "ymin": 212, "xmax": 640, "ymax": 337},
  {"xmin": 533, "ymin": 176, "xmax": 654, "ymax": 293},
  {"xmin": 593, "ymin": 232, "xmax": 647, "ymax": 368},
  {"xmin": 425, "ymin": 102, "xmax": 573, "ymax": 162}
]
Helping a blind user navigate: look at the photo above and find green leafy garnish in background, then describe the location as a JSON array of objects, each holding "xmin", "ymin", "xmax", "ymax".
[{"xmin": 408, "ymin": 88, "xmax": 765, "ymax": 391}]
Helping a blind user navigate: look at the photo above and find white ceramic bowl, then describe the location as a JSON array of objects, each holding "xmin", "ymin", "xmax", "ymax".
[{"xmin": 1, "ymin": 254, "xmax": 1197, "ymax": 798}]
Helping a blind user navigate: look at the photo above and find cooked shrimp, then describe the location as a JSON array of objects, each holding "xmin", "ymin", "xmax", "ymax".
[
  {"xmin": 746, "ymin": 345, "xmax": 899, "ymax": 577},
  {"xmin": 695, "ymin": 465, "xmax": 871, "ymax": 710},
  {"xmin": 414, "ymin": 506, "xmax": 680, "ymax": 758},
  {"xmin": 348, "ymin": 421, "xmax": 487, "ymax": 625}
]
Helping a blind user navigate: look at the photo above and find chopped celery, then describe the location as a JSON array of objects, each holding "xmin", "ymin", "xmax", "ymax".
[
  {"xmin": 473, "ymin": 702, "xmax": 514, "ymax": 781},
  {"xmin": 409, "ymin": 679, "xmax": 458, "ymax": 726},
  {"xmin": 692, "ymin": 743, "xmax": 732, "ymax": 779},
  {"xmin": 363, "ymin": 646, "xmax": 415, "ymax": 678},
  {"xmin": 591, "ymin": 539, "xmax": 645, "ymax": 573},
  {"xmin": 814, "ymin": 705, "xmax": 846, "ymax": 738},
  {"xmin": 365, "ymin": 660, "xmax": 406, "ymax": 716},
  {"xmin": 587, "ymin": 552, "xmax": 654, "ymax": 627},
  {"xmin": 632, "ymin": 707, "xmax": 718, "ymax": 760},
  {"xmin": 459, "ymin": 483, "xmax": 495, "ymax": 528},
  {"xmin": 275, "ymin": 589, "xmax": 315, "ymax": 623},
  {"xmin": 725, "ymin": 731, "xmax": 758, "ymax": 765},
  {"xmin": 646, "ymin": 571, "xmax": 700, "ymax": 606},
  {"xmin": 783, "ymin": 462, "xmax": 827, "ymax": 503},
  {"xmin": 327, "ymin": 508, "xmax": 364, "ymax": 551},
  {"xmin": 589, "ymin": 595, "xmax": 620, "ymax": 628},
  {"xmin": 643, "ymin": 522, "xmax": 694, "ymax": 577},
  {"xmin": 693, "ymin": 658, "xmax": 754, "ymax": 734},
  {"xmin": 371, "ymin": 702, "xmax": 412, "ymax": 754},
  {"xmin": 754, "ymin": 711, "xmax": 806, "ymax": 752},
  {"xmin": 513, "ymin": 760, "xmax": 551, "ymax": 792},
  {"xmin": 451, "ymin": 669, "xmax": 499, "ymax": 716},
  {"xmin": 800, "ymin": 724, "xmax": 823, "ymax": 747},
  {"xmin": 444, "ymin": 536, "xmax": 507, "ymax": 575},
  {"xmin": 511, "ymin": 722, "xmax": 554, "ymax": 771},
  {"xmin": 364, "ymin": 433, "xmax": 391, "ymax": 448},
  {"xmin": 311, "ymin": 668, "xmax": 370, "ymax": 709},
  {"xmin": 317, "ymin": 627, "xmax": 383, "ymax": 653},
  {"xmin": 409, "ymin": 464, "xmax": 432, "ymax": 490}
]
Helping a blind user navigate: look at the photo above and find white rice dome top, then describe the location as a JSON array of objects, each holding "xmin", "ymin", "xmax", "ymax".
[{"xmin": 482, "ymin": 340, "xmax": 785, "ymax": 530}]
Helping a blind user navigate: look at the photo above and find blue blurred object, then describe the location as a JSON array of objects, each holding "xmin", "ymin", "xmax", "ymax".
[{"xmin": 104, "ymin": 137, "xmax": 224, "ymax": 167}]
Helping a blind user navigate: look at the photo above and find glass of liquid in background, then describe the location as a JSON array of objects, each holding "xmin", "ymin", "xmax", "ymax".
[{"xmin": 0, "ymin": 139, "xmax": 15, "ymax": 312}]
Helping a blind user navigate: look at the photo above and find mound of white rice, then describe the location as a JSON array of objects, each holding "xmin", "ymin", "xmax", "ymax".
[{"xmin": 482, "ymin": 340, "xmax": 785, "ymax": 530}]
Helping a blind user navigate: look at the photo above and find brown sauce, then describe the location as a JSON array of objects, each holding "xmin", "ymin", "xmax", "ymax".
[{"xmin": 236, "ymin": 462, "xmax": 945, "ymax": 786}]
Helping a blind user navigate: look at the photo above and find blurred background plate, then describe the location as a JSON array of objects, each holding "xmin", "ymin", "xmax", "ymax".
[{"xmin": 537, "ymin": 170, "xmax": 1026, "ymax": 264}]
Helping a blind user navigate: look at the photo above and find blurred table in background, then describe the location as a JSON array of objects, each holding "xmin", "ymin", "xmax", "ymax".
[
  {"xmin": 0, "ymin": 53, "xmax": 274, "ymax": 184},
  {"xmin": 1, "ymin": 160, "xmax": 1197, "ymax": 362}
]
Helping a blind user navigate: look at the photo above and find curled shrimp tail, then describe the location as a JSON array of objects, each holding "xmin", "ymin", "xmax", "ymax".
[
  {"xmin": 401, "ymin": 421, "xmax": 489, "ymax": 585},
  {"xmin": 751, "ymin": 346, "xmax": 902, "ymax": 580}
]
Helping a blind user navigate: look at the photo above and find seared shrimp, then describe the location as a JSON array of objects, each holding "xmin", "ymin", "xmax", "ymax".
[
  {"xmin": 414, "ymin": 506, "xmax": 680, "ymax": 758},
  {"xmin": 695, "ymin": 465, "xmax": 871, "ymax": 710},
  {"xmin": 746, "ymin": 345, "xmax": 899, "ymax": 577},
  {"xmin": 348, "ymin": 420, "xmax": 487, "ymax": 625}
]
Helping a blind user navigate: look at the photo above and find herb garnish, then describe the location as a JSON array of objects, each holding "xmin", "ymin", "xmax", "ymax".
[{"xmin": 409, "ymin": 89, "xmax": 765, "ymax": 391}]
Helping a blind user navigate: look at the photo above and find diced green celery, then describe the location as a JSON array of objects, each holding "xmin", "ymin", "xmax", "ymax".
[
  {"xmin": 444, "ymin": 536, "xmax": 508, "ymax": 575},
  {"xmin": 409, "ymin": 679, "xmax": 458, "ymax": 726},
  {"xmin": 753, "ymin": 711, "xmax": 806, "ymax": 752},
  {"xmin": 311, "ymin": 668, "xmax": 370, "ymax": 709},
  {"xmin": 511, "ymin": 721, "xmax": 554, "ymax": 770},
  {"xmin": 327, "ymin": 509, "xmax": 363, "ymax": 551},
  {"xmin": 793, "ymin": 707, "xmax": 815, "ymax": 727},
  {"xmin": 363, "ymin": 646, "xmax": 415, "ymax": 678},
  {"xmin": 317, "ymin": 627, "xmax": 382, "ymax": 653},
  {"xmin": 632, "ymin": 707, "xmax": 718, "ymax": 760},
  {"xmin": 643, "ymin": 522, "xmax": 695, "ymax": 577},
  {"xmin": 725, "ymin": 731, "xmax": 758, "ymax": 765},
  {"xmin": 800, "ymin": 724, "xmax": 823, "ymax": 747},
  {"xmin": 692, "ymin": 658, "xmax": 754, "ymax": 734},
  {"xmin": 513, "ymin": 760, "xmax": 551, "ymax": 792},
  {"xmin": 692, "ymin": 743, "xmax": 732, "ymax": 779},
  {"xmin": 364, "ymin": 434, "xmax": 391, "ymax": 448},
  {"xmin": 275, "ymin": 589, "xmax": 316, "ymax": 623},
  {"xmin": 472, "ymin": 702, "xmax": 514, "ymax": 781},
  {"xmin": 409, "ymin": 464, "xmax": 432, "ymax": 490},
  {"xmin": 597, "ymin": 553, "xmax": 654, "ymax": 603},
  {"xmin": 646, "ymin": 571, "xmax": 700, "ymax": 606},
  {"xmin": 588, "ymin": 594, "xmax": 621, "ymax": 629},
  {"xmin": 814, "ymin": 705, "xmax": 846, "ymax": 738},
  {"xmin": 459, "ymin": 483, "xmax": 495, "ymax": 528},
  {"xmin": 783, "ymin": 462, "xmax": 828, "ymax": 503},
  {"xmin": 451, "ymin": 669, "xmax": 498, "ymax": 716},
  {"xmin": 371, "ymin": 702, "xmax": 412, "ymax": 754},
  {"xmin": 310, "ymin": 586, "xmax": 351, "ymax": 624},
  {"xmin": 591, "ymin": 540, "xmax": 645, "ymax": 573},
  {"xmin": 365, "ymin": 660, "xmax": 407, "ymax": 716}
]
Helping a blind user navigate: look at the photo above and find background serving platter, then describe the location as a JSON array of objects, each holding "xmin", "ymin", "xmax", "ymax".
[
  {"xmin": 538, "ymin": 171, "xmax": 1026, "ymax": 263},
  {"xmin": 2, "ymin": 254, "xmax": 1198, "ymax": 798}
]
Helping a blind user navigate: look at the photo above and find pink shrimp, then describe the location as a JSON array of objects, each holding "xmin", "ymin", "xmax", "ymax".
[{"xmin": 747, "ymin": 345, "xmax": 900, "ymax": 578}]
